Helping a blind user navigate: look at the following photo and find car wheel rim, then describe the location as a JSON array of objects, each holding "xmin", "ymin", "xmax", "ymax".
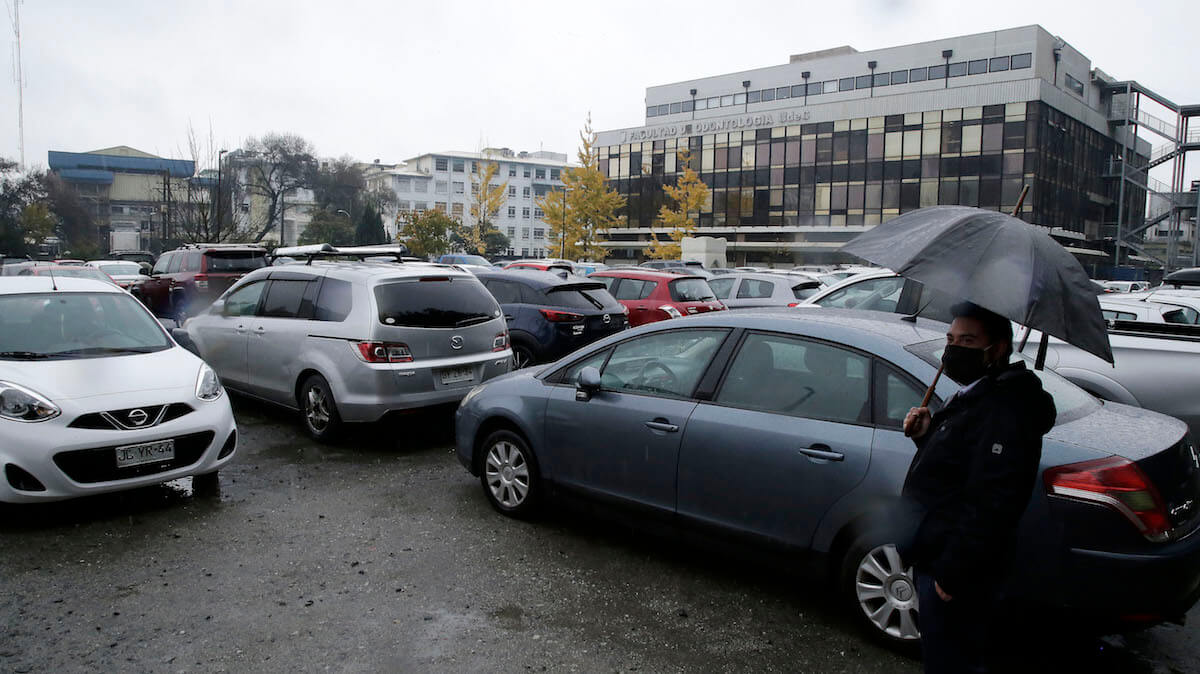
[
  {"xmin": 513, "ymin": 348, "xmax": 532, "ymax": 369},
  {"xmin": 484, "ymin": 440, "xmax": 530, "ymax": 508},
  {"xmin": 306, "ymin": 385, "xmax": 330, "ymax": 431},
  {"xmin": 855, "ymin": 543, "xmax": 920, "ymax": 641}
]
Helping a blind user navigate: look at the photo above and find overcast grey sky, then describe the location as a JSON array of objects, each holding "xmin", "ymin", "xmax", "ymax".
[{"xmin": 3, "ymin": 0, "xmax": 1197, "ymax": 180}]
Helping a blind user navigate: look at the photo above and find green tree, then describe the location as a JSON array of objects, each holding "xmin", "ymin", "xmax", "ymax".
[
  {"xmin": 482, "ymin": 230, "xmax": 511, "ymax": 257},
  {"xmin": 299, "ymin": 208, "xmax": 355, "ymax": 246},
  {"xmin": 0, "ymin": 158, "xmax": 46, "ymax": 255},
  {"xmin": 645, "ymin": 146, "xmax": 708, "ymax": 260},
  {"xmin": 20, "ymin": 203, "xmax": 56, "ymax": 245},
  {"xmin": 399, "ymin": 209, "xmax": 455, "ymax": 259},
  {"xmin": 463, "ymin": 159, "xmax": 507, "ymax": 254},
  {"xmin": 537, "ymin": 114, "xmax": 626, "ymax": 261},
  {"xmin": 42, "ymin": 172, "xmax": 95, "ymax": 252},
  {"xmin": 355, "ymin": 205, "xmax": 387, "ymax": 245}
]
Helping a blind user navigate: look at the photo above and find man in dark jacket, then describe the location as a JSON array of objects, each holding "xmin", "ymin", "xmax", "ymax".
[{"xmin": 901, "ymin": 302, "xmax": 1056, "ymax": 673}]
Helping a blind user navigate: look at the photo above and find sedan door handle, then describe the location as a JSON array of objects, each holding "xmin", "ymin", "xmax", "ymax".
[
  {"xmin": 799, "ymin": 444, "xmax": 844, "ymax": 462},
  {"xmin": 644, "ymin": 418, "xmax": 679, "ymax": 433},
  {"xmin": 235, "ymin": 325, "xmax": 247, "ymax": 334},
  {"xmin": 253, "ymin": 326, "xmax": 266, "ymax": 335}
]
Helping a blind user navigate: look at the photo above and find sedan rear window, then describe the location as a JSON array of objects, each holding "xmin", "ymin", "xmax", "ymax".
[
  {"xmin": 545, "ymin": 285, "xmax": 621, "ymax": 310},
  {"xmin": 205, "ymin": 251, "xmax": 268, "ymax": 273},
  {"xmin": 669, "ymin": 278, "xmax": 716, "ymax": 302},
  {"xmin": 374, "ymin": 277, "xmax": 501, "ymax": 328}
]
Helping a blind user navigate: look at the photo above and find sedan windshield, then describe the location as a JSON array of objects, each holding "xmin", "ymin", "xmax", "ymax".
[{"xmin": 0, "ymin": 292, "xmax": 171, "ymax": 359}]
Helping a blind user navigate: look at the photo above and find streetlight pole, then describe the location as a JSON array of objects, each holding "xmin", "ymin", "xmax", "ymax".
[
  {"xmin": 215, "ymin": 149, "xmax": 227, "ymax": 242},
  {"xmin": 337, "ymin": 209, "xmax": 351, "ymax": 246}
]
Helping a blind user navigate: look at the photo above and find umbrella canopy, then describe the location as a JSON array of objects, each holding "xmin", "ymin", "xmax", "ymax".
[{"xmin": 841, "ymin": 206, "xmax": 1113, "ymax": 363}]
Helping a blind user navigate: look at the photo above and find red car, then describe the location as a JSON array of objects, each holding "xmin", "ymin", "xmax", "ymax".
[
  {"xmin": 137, "ymin": 244, "xmax": 269, "ymax": 319},
  {"xmin": 588, "ymin": 269, "xmax": 725, "ymax": 327}
]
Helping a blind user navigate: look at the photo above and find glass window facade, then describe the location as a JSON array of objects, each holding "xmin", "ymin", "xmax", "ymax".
[{"xmin": 599, "ymin": 101, "xmax": 1140, "ymax": 238}]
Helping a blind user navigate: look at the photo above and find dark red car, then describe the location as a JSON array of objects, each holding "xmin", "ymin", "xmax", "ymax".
[
  {"xmin": 588, "ymin": 269, "xmax": 725, "ymax": 327},
  {"xmin": 136, "ymin": 244, "xmax": 268, "ymax": 319}
]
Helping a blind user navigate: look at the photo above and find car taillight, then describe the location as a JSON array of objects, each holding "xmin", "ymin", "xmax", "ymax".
[
  {"xmin": 492, "ymin": 331, "xmax": 509, "ymax": 352},
  {"xmin": 194, "ymin": 273, "xmax": 209, "ymax": 289},
  {"xmin": 658, "ymin": 305, "xmax": 683, "ymax": 319},
  {"xmin": 352, "ymin": 341, "xmax": 413, "ymax": 363},
  {"xmin": 1044, "ymin": 456, "xmax": 1172, "ymax": 542},
  {"xmin": 539, "ymin": 309, "xmax": 583, "ymax": 322},
  {"xmin": 787, "ymin": 302, "xmax": 801, "ymax": 307}
]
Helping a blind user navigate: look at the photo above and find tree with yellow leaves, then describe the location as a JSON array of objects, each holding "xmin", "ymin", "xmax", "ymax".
[
  {"xmin": 537, "ymin": 115, "xmax": 626, "ymax": 261},
  {"xmin": 462, "ymin": 158, "xmax": 508, "ymax": 255},
  {"xmin": 645, "ymin": 146, "xmax": 708, "ymax": 260}
]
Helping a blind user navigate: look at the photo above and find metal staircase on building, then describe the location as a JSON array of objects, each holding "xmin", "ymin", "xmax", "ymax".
[{"xmin": 1104, "ymin": 89, "xmax": 1200, "ymax": 271}]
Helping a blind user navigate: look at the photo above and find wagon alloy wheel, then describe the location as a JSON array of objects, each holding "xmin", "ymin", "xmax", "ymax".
[
  {"xmin": 478, "ymin": 430, "xmax": 541, "ymax": 518},
  {"xmin": 485, "ymin": 441, "xmax": 530, "ymax": 507},
  {"xmin": 299, "ymin": 374, "xmax": 342, "ymax": 442},
  {"xmin": 854, "ymin": 543, "xmax": 920, "ymax": 641},
  {"xmin": 306, "ymin": 386, "xmax": 330, "ymax": 430}
]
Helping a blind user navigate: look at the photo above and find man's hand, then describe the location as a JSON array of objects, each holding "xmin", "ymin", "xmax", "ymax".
[
  {"xmin": 935, "ymin": 581, "xmax": 953, "ymax": 602},
  {"xmin": 904, "ymin": 407, "xmax": 932, "ymax": 438}
]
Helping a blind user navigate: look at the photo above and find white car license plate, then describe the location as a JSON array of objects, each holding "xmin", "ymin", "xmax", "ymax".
[
  {"xmin": 115, "ymin": 439, "xmax": 175, "ymax": 468},
  {"xmin": 440, "ymin": 366, "xmax": 474, "ymax": 385}
]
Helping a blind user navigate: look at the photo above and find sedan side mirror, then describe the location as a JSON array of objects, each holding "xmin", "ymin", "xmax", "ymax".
[
  {"xmin": 210, "ymin": 299, "xmax": 227, "ymax": 315},
  {"xmin": 575, "ymin": 366, "xmax": 602, "ymax": 401}
]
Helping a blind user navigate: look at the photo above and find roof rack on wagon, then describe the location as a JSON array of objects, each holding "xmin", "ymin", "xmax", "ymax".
[{"xmin": 273, "ymin": 243, "xmax": 414, "ymax": 265}]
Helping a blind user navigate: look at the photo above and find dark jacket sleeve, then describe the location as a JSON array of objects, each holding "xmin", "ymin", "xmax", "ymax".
[{"xmin": 928, "ymin": 400, "xmax": 1042, "ymax": 598}]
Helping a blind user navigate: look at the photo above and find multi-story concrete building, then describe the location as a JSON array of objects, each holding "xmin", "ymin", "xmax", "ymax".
[
  {"xmin": 365, "ymin": 148, "xmax": 568, "ymax": 258},
  {"xmin": 594, "ymin": 25, "xmax": 1197, "ymax": 272},
  {"xmin": 47, "ymin": 146, "xmax": 201, "ymax": 252}
]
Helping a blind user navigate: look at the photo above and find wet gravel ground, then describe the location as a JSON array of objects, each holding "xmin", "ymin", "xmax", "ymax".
[{"xmin": 1, "ymin": 397, "xmax": 1198, "ymax": 673}]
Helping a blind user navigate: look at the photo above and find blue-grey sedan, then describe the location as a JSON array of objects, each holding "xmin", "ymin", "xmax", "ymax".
[{"xmin": 454, "ymin": 309, "xmax": 1200, "ymax": 648}]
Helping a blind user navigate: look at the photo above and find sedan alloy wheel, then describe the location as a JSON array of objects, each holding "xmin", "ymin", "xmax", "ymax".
[{"xmin": 854, "ymin": 543, "xmax": 920, "ymax": 641}]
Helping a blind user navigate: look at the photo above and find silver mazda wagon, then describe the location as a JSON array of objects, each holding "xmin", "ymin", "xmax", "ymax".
[{"xmin": 180, "ymin": 246, "xmax": 512, "ymax": 440}]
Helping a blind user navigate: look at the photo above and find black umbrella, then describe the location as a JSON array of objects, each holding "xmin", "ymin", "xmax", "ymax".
[{"xmin": 841, "ymin": 205, "xmax": 1113, "ymax": 364}]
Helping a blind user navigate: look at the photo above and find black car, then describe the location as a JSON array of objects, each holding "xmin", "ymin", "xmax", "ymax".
[{"xmin": 474, "ymin": 269, "xmax": 628, "ymax": 368}]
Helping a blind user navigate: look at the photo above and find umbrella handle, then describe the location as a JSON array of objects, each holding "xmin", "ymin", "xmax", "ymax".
[{"xmin": 905, "ymin": 363, "xmax": 944, "ymax": 437}]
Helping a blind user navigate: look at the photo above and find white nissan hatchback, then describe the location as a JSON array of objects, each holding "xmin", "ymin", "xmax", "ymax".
[{"xmin": 0, "ymin": 276, "xmax": 237, "ymax": 503}]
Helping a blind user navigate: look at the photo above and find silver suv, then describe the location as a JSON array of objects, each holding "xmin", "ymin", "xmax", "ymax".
[{"xmin": 178, "ymin": 246, "xmax": 512, "ymax": 441}]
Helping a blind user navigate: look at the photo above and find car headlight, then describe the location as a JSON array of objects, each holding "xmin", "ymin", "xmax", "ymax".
[
  {"xmin": 0, "ymin": 381, "xmax": 61, "ymax": 422},
  {"xmin": 195, "ymin": 364, "xmax": 223, "ymax": 401}
]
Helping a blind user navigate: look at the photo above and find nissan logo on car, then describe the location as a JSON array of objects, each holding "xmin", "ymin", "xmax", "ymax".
[
  {"xmin": 126, "ymin": 409, "xmax": 149, "ymax": 426},
  {"xmin": 450, "ymin": 335, "xmax": 464, "ymax": 350}
]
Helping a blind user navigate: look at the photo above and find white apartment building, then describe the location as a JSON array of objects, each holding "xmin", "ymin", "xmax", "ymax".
[{"xmin": 366, "ymin": 148, "xmax": 569, "ymax": 258}]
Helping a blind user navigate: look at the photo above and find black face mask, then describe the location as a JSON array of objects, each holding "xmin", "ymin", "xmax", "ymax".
[{"xmin": 942, "ymin": 344, "xmax": 993, "ymax": 384}]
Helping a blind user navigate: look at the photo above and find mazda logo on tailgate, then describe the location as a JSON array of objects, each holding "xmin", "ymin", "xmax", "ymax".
[
  {"xmin": 126, "ymin": 409, "xmax": 149, "ymax": 426},
  {"xmin": 450, "ymin": 335, "xmax": 464, "ymax": 350}
]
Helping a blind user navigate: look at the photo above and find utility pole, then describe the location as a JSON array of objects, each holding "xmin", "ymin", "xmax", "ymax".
[{"xmin": 9, "ymin": 0, "xmax": 25, "ymax": 168}]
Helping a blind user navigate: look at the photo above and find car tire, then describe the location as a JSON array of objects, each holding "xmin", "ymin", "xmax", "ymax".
[
  {"xmin": 479, "ymin": 429, "xmax": 541, "ymax": 518},
  {"xmin": 299, "ymin": 374, "xmax": 342, "ymax": 442},
  {"xmin": 192, "ymin": 471, "xmax": 220, "ymax": 495},
  {"xmin": 511, "ymin": 342, "xmax": 536, "ymax": 370},
  {"xmin": 840, "ymin": 531, "xmax": 922, "ymax": 654}
]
